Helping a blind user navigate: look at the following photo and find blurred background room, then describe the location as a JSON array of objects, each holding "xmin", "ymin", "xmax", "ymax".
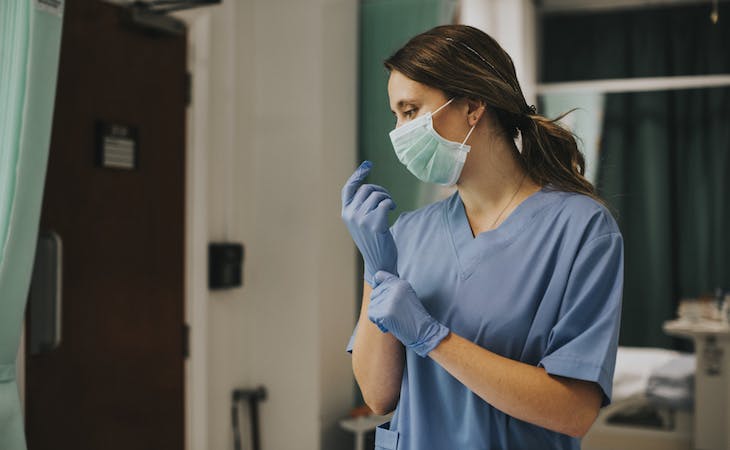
[{"xmin": 0, "ymin": 0, "xmax": 728, "ymax": 449}]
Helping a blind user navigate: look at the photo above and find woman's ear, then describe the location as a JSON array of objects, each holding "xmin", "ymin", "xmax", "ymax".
[{"xmin": 466, "ymin": 98, "xmax": 486, "ymax": 127}]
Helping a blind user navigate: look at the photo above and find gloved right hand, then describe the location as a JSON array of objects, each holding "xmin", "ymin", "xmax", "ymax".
[
  {"xmin": 368, "ymin": 271, "xmax": 450, "ymax": 357},
  {"xmin": 341, "ymin": 161, "xmax": 398, "ymax": 286}
]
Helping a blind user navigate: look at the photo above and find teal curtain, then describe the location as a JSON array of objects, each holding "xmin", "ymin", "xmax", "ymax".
[
  {"xmin": 542, "ymin": 4, "xmax": 730, "ymax": 348},
  {"xmin": 359, "ymin": 0, "xmax": 457, "ymax": 219},
  {"xmin": 0, "ymin": 1, "xmax": 64, "ymax": 448}
]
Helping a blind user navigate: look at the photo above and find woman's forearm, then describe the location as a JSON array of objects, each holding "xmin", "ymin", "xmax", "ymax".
[
  {"xmin": 351, "ymin": 284, "xmax": 405, "ymax": 415},
  {"xmin": 429, "ymin": 332, "xmax": 602, "ymax": 438}
]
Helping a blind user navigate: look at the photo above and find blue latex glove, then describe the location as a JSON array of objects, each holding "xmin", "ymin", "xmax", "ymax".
[
  {"xmin": 341, "ymin": 161, "xmax": 398, "ymax": 286},
  {"xmin": 368, "ymin": 271, "xmax": 450, "ymax": 357}
]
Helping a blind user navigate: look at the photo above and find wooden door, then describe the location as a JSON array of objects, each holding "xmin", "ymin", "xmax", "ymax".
[{"xmin": 25, "ymin": 1, "xmax": 187, "ymax": 449}]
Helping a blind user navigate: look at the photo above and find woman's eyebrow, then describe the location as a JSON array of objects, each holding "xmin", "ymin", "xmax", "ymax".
[
  {"xmin": 397, "ymin": 99, "xmax": 419, "ymax": 109},
  {"xmin": 391, "ymin": 99, "xmax": 419, "ymax": 113}
]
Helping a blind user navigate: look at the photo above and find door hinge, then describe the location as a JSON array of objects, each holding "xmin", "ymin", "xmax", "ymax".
[{"xmin": 182, "ymin": 323, "xmax": 190, "ymax": 359}]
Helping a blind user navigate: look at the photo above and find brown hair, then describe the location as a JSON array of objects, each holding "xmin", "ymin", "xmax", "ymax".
[{"xmin": 384, "ymin": 24, "xmax": 603, "ymax": 205}]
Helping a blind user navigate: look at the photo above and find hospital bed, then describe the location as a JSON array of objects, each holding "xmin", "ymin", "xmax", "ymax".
[
  {"xmin": 585, "ymin": 315, "xmax": 730, "ymax": 450},
  {"xmin": 582, "ymin": 347, "xmax": 694, "ymax": 450}
]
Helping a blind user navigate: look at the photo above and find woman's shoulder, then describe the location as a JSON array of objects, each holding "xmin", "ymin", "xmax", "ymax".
[
  {"xmin": 390, "ymin": 193, "xmax": 455, "ymax": 235},
  {"xmin": 545, "ymin": 187, "xmax": 621, "ymax": 241}
]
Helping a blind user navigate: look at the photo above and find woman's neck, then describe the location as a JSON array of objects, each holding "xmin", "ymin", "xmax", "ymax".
[{"xmin": 456, "ymin": 130, "xmax": 541, "ymax": 232}]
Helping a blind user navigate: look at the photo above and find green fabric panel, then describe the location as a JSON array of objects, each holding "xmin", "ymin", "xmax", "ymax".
[
  {"xmin": 0, "ymin": 1, "xmax": 64, "ymax": 448},
  {"xmin": 542, "ymin": 4, "xmax": 730, "ymax": 348},
  {"xmin": 599, "ymin": 91, "xmax": 676, "ymax": 348},
  {"xmin": 358, "ymin": 0, "xmax": 456, "ymax": 219},
  {"xmin": 0, "ymin": 363, "xmax": 16, "ymax": 383},
  {"xmin": 0, "ymin": 382, "xmax": 25, "ymax": 450},
  {"xmin": 0, "ymin": 0, "xmax": 30, "ymax": 267}
]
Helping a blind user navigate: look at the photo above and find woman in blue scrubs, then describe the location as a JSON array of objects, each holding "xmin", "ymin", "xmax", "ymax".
[{"xmin": 342, "ymin": 25, "xmax": 623, "ymax": 450}]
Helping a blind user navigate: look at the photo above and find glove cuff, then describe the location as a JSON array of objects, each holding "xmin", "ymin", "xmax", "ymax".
[
  {"xmin": 364, "ymin": 265, "xmax": 398, "ymax": 288},
  {"xmin": 411, "ymin": 321, "xmax": 450, "ymax": 357},
  {"xmin": 364, "ymin": 271, "xmax": 376, "ymax": 287}
]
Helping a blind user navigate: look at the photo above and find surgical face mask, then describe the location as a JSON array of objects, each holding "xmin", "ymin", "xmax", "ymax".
[{"xmin": 389, "ymin": 98, "xmax": 476, "ymax": 186}]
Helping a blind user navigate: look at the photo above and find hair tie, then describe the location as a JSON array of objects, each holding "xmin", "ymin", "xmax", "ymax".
[
  {"xmin": 516, "ymin": 113, "xmax": 534, "ymax": 131},
  {"xmin": 515, "ymin": 105, "xmax": 537, "ymax": 131}
]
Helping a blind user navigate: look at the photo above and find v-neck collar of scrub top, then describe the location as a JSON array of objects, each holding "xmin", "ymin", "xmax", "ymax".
[{"xmin": 445, "ymin": 184, "xmax": 560, "ymax": 280}]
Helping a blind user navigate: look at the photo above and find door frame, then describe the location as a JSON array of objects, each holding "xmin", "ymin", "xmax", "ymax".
[
  {"xmin": 181, "ymin": 10, "xmax": 211, "ymax": 450},
  {"xmin": 18, "ymin": 10, "xmax": 212, "ymax": 450}
]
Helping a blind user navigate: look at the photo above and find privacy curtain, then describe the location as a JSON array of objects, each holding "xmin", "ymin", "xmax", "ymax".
[
  {"xmin": 0, "ymin": 0, "xmax": 64, "ymax": 448},
  {"xmin": 359, "ymin": 0, "xmax": 457, "ymax": 220},
  {"xmin": 542, "ymin": 4, "xmax": 730, "ymax": 348}
]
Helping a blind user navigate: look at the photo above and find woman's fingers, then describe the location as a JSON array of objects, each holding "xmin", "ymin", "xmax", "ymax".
[
  {"xmin": 341, "ymin": 161, "xmax": 372, "ymax": 206},
  {"xmin": 375, "ymin": 197, "xmax": 396, "ymax": 214},
  {"xmin": 351, "ymin": 184, "xmax": 390, "ymax": 210},
  {"xmin": 359, "ymin": 191, "xmax": 390, "ymax": 214}
]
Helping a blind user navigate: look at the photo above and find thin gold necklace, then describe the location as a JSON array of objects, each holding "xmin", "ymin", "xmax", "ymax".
[{"xmin": 489, "ymin": 172, "xmax": 527, "ymax": 231}]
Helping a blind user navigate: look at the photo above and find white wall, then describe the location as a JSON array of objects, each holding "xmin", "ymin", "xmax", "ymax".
[{"xmin": 190, "ymin": 1, "xmax": 358, "ymax": 449}]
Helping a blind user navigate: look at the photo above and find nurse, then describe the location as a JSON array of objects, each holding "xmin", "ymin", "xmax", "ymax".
[{"xmin": 341, "ymin": 25, "xmax": 623, "ymax": 450}]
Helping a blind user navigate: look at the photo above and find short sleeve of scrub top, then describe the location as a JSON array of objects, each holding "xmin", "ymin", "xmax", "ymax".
[{"xmin": 346, "ymin": 186, "xmax": 624, "ymax": 450}]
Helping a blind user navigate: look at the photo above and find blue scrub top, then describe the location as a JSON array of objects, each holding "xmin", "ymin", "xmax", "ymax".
[{"xmin": 347, "ymin": 185, "xmax": 624, "ymax": 450}]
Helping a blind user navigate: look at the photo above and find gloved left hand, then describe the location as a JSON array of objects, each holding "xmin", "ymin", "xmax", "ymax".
[
  {"xmin": 368, "ymin": 271, "xmax": 450, "ymax": 357},
  {"xmin": 341, "ymin": 161, "xmax": 398, "ymax": 286}
]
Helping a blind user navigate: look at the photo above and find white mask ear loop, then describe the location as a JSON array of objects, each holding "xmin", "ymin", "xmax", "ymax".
[
  {"xmin": 433, "ymin": 97, "xmax": 476, "ymax": 149},
  {"xmin": 459, "ymin": 123, "xmax": 476, "ymax": 149},
  {"xmin": 432, "ymin": 97, "xmax": 455, "ymax": 115}
]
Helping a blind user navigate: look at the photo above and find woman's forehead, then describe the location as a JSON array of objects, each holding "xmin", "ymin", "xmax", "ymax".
[{"xmin": 387, "ymin": 71, "xmax": 441, "ymax": 106}]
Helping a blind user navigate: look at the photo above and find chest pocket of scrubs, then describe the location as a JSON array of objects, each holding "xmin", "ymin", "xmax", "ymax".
[{"xmin": 375, "ymin": 422, "xmax": 399, "ymax": 449}]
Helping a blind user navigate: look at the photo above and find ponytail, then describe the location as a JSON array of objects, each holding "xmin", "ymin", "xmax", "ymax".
[
  {"xmin": 490, "ymin": 106, "xmax": 606, "ymax": 207},
  {"xmin": 522, "ymin": 112, "xmax": 604, "ymax": 201}
]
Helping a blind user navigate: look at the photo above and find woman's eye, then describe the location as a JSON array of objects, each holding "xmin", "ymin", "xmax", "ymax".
[{"xmin": 403, "ymin": 109, "xmax": 417, "ymax": 118}]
